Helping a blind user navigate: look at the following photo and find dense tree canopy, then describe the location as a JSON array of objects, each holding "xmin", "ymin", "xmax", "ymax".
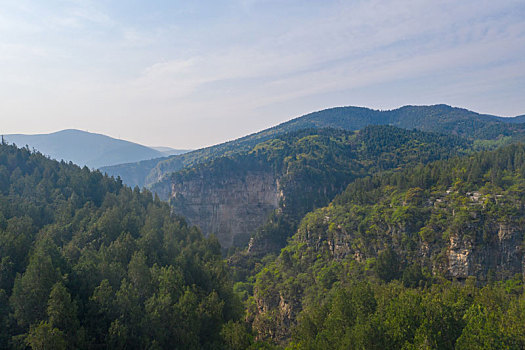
[
  {"xmin": 248, "ymin": 143, "xmax": 525, "ymax": 348},
  {"xmin": 0, "ymin": 143, "xmax": 243, "ymax": 349},
  {"xmin": 3, "ymin": 130, "xmax": 525, "ymax": 349},
  {"xmin": 222, "ymin": 126, "xmax": 472, "ymax": 283}
]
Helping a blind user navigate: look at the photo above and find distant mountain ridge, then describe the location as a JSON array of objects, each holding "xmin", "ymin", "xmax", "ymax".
[
  {"xmin": 151, "ymin": 146, "xmax": 192, "ymax": 156},
  {"xmin": 101, "ymin": 104, "xmax": 525, "ymax": 188},
  {"xmin": 3, "ymin": 129, "xmax": 189, "ymax": 169}
]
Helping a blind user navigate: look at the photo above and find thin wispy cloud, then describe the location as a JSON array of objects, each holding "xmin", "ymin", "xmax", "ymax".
[{"xmin": 0, "ymin": 0, "xmax": 523, "ymax": 147}]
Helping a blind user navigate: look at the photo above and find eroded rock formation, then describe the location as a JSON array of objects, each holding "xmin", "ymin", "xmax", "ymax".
[{"xmin": 169, "ymin": 170, "xmax": 281, "ymax": 248}]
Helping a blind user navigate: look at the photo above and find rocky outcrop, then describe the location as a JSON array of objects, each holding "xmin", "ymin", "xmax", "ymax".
[
  {"xmin": 251, "ymin": 290, "xmax": 298, "ymax": 343},
  {"xmin": 446, "ymin": 223, "xmax": 525, "ymax": 281},
  {"xmin": 299, "ymin": 209, "xmax": 525, "ymax": 283},
  {"xmin": 447, "ymin": 234, "xmax": 473, "ymax": 279},
  {"xmin": 169, "ymin": 170, "xmax": 281, "ymax": 248},
  {"xmin": 251, "ymin": 209, "xmax": 525, "ymax": 344}
]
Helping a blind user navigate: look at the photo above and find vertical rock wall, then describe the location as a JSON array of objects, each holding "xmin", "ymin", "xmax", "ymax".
[{"xmin": 170, "ymin": 171, "xmax": 281, "ymax": 248}]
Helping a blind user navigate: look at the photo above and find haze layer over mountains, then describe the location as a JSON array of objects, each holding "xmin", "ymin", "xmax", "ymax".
[{"xmin": 4, "ymin": 129, "xmax": 189, "ymax": 169}]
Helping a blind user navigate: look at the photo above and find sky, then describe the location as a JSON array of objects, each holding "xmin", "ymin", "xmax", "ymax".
[{"xmin": 1, "ymin": 0, "xmax": 524, "ymax": 149}]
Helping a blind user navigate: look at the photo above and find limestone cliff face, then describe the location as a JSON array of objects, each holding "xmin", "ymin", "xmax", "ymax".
[
  {"xmin": 169, "ymin": 170, "xmax": 281, "ymax": 248},
  {"xmin": 251, "ymin": 213, "xmax": 525, "ymax": 344},
  {"xmin": 299, "ymin": 212, "xmax": 525, "ymax": 283},
  {"xmin": 445, "ymin": 223, "xmax": 524, "ymax": 281}
]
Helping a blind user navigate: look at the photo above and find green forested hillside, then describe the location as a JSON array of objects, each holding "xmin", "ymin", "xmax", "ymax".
[
  {"xmin": 101, "ymin": 104, "xmax": 525, "ymax": 188},
  {"xmin": 0, "ymin": 143, "xmax": 243, "ymax": 349},
  {"xmin": 286, "ymin": 280, "xmax": 525, "ymax": 349},
  {"xmin": 156, "ymin": 126, "xmax": 470, "ymax": 255},
  {"xmin": 4, "ymin": 126, "xmax": 525, "ymax": 350},
  {"xmin": 243, "ymin": 125, "xmax": 471, "ymax": 255},
  {"xmin": 271, "ymin": 104, "xmax": 525, "ymax": 139},
  {"xmin": 249, "ymin": 144, "xmax": 525, "ymax": 348}
]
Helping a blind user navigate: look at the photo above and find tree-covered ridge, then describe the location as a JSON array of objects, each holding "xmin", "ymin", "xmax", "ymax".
[
  {"xmin": 274, "ymin": 104, "xmax": 524, "ymax": 137},
  {"xmin": 0, "ymin": 143, "xmax": 243, "ymax": 349},
  {"xmin": 250, "ymin": 143, "xmax": 525, "ymax": 347},
  {"xmin": 102, "ymin": 104, "xmax": 525, "ymax": 188},
  {"xmin": 160, "ymin": 126, "xmax": 470, "ymax": 251},
  {"xmin": 171, "ymin": 125, "xmax": 470, "ymax": 208},
  {"xmin": 250, "ymin": 126, "xmax": 471, "ymax": 250}
]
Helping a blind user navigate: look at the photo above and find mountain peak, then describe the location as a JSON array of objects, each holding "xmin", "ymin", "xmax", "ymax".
[
  {"xmin": 102, "ymin": 104, "xmax": 524, "ymax": 188},
  {"xmin": 4, "ymin": 130, "xmax": 165, "ymax": 168}
]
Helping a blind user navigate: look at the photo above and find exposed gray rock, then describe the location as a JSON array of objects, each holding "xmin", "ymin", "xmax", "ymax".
[{"xmin": 169, "ymin": 170, "xmax": 281, "ymax": 248}]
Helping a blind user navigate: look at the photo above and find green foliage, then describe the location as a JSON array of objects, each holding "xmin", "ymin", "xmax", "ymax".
[
  {"xmin": 250, "ymin": 143, "xmax": 525, "ymax": 347},
  {"xmin": 220, "ymin": 321, "xmax": 253, "ymax": 350},
  {"xmin": 0, "ymin": 143, "xmax": 242, "ymax": 349},
  {"xmin": 47, "ymin": 281, "xmax": 80, "ymax": 346},
  {"xmin": 4, "ymin": 121, "xmax": 525, "ymax": 349},
  {"xmin": 10, "ymin": 240, "xmax": 62, "ymax": 328},
  {"xmin": 26, "ymin": 321, "xmax": 67, "ymax": 350},
  {"xmin": 188, "ymin": 125, "xmax": 472, "ymax": 282},
  {"xmin": 285, "ymin": 280, "xmax": 525, "ymax": 350},
  {"xmin": 374, "ymin": 248, "xmax": 400, "ymax": 282},
  {"xmin": 105, "ymin": 104, "xmax": 525, "ymax": 188}
]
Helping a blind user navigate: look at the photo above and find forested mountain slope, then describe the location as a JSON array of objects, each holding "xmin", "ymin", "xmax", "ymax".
[
  {"xmin": 101, "ymin": 104, "xmax": 525, "ymax": 188},
  {"xmin": 0, "ymin": 142, "xmax": 242, "ymax": 349},
  {"xmin": 249, "ymin": 143, "xmax": 525, "ymax": 347},
  {"xmin": 152, "ymin": 126, "xmax": 470, "ymax": 252},
  {"xmin": 2, "ymin": 127, "xmax": 525, "ymax": 350}
]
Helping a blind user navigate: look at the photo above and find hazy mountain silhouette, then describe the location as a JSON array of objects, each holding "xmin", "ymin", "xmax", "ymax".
[
  {"xmin": 3, "ymin": 129, "xmax": 182, "ymax": 169},
  {"xmin": 150, "ymin": 146, "xmax": 192, "ymax": 156}
]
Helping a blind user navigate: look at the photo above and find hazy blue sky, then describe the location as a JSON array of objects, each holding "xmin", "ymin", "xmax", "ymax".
[{"xmin": 1, "ymin": 0, "xmax": 524, "ymax": 148}]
